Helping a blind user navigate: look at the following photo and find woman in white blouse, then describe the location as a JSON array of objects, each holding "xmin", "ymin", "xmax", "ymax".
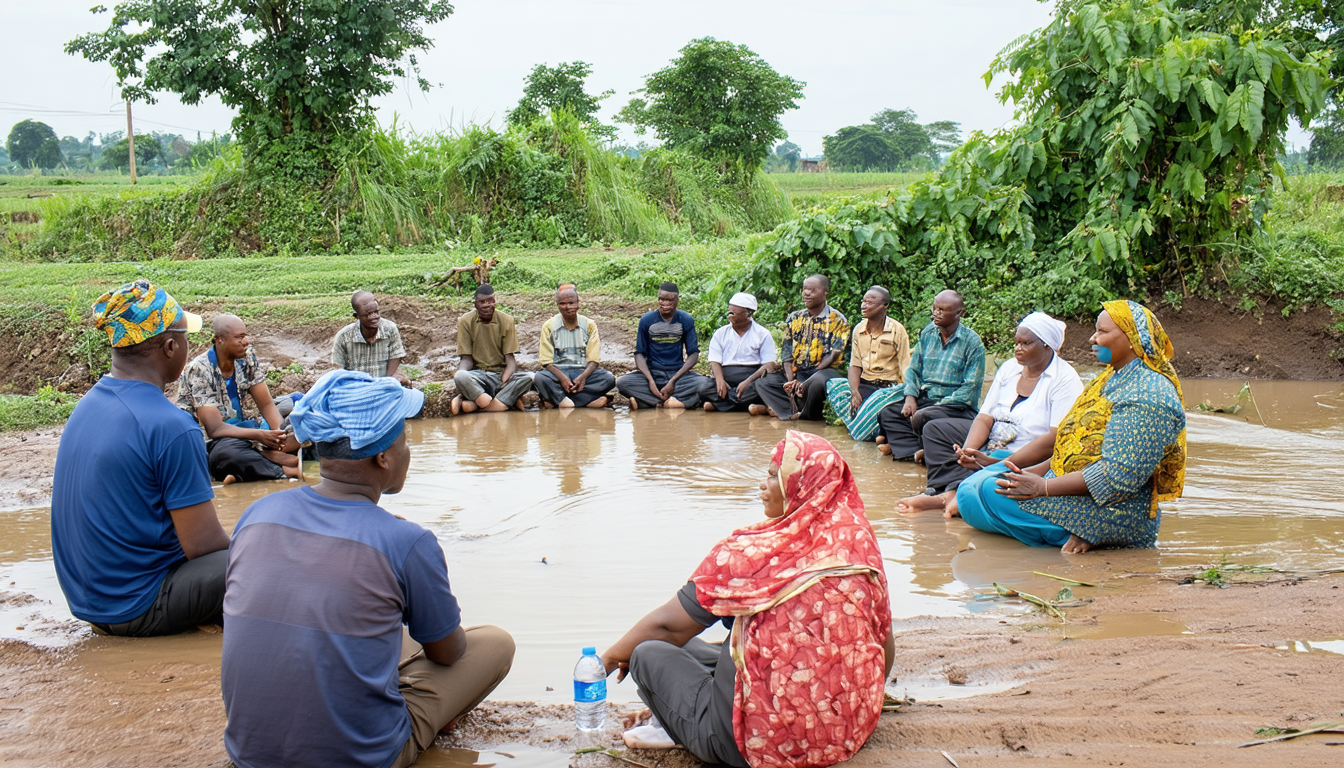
[{"xmin": 898, "ymin": 312, "xmax": 1083, "ymax": 516}]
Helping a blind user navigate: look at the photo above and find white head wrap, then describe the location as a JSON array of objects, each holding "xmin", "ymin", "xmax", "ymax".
[
  {"xmin": 728, "ymin": 292, "xmax": 758, "ymax": 311},
  {"xmin": 1018, "ymin": 311, "xmax": 1066, "ymax": 351}
]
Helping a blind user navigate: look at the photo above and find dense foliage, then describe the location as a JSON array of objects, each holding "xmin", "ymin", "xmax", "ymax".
[
  {"xmin": 506, "ymin": 61, "xmax": 616, "ymax": 142},
  {"xmin": 823, "ymin": 109, "xmax": 962, "ymax": 172},
  {"xmin": 6, "ymin": 120, "xmax": 63, "ymax": 169},
  {"xmin": 97, "ymin": 134, "xmax": 162, "ymax": 171},
  {"xmin": 66, "ymin": 0, "xmax": 454, "ymax": 157},
  {"xmin": 729, "ymin": 0, "xmax": 1332, "ymax": 346},
  {"xmin": 617, "ymin": 38, "xmax": 805, "ymax": 172}
]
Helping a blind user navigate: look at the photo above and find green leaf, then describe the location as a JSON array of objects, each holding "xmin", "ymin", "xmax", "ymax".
[{"xmin": 1120, "ymin": 112, "xmax": 1139, "ymax": 150}]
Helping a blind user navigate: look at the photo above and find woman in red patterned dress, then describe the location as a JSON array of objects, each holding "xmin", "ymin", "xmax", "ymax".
[{"xmin": 601, "ymin": 431, "xmax": 894, "ymax": 768}]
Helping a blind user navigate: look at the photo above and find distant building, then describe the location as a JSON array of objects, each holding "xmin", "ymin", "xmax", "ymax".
[{"xmin": 800, "ymin": 157, "xmax": 829, "ymax": 173}]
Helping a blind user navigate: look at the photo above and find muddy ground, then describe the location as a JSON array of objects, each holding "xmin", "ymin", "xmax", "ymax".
[{"xmin": 2, "ymin": 571, "xmax": 1340, "ymax": 767}]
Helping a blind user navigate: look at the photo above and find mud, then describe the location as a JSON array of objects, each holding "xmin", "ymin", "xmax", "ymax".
[{"xmin": 2, "ymin": 380, "xmax": 1343, "ymax": 765}]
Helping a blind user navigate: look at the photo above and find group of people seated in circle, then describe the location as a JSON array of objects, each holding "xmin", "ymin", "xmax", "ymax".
[{"xmin": 49, "ymin": 275, "xmax": 1187, "ymax": 768}]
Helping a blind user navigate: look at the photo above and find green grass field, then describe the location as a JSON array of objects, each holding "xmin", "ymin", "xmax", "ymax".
[{"xmin": 767, "ymin": 171, "xmax": 924, "ymax": 209}]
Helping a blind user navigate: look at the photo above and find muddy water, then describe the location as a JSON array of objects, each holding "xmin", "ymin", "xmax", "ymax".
[{"xmin": 2, "ymin": 381, "xmax": 1344, "ymax": 704}]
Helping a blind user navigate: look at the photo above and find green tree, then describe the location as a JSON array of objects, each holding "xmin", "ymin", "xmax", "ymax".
[
  {"xmin": 98, "ymin": 134, "xmax": 163, "ymax": 170},
  {"xmin": 617, "ymin": 38, "xmax": 805, "ymax": 171},
  {"xmin": 7, "ymin": 120, "xmax": 64, "ymax": 169},
  {"xmin": 1307, "ymin": 106, "xmax": 1344, "ymax": 166},
  {"xmin": 66, "ymin": 0, "xmax": 455, "ymax": 155},
  {"xmin": 775, "ymin": 140, "xmax": 802, "ymax": 172},
  {"xmin": 872, "ymin": 108, "xmax": 934, "ymax": 161},
  {"xmin": 506, "ymin": 61, "xmax": 615, "ymax": 141},
  {"xmin": 823, "ymin": 125, "xmax": 902, "ymax": 171}
]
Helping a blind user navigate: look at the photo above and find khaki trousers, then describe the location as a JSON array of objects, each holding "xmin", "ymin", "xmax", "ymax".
[{"xmin": 391, "ymin": 624, "xmax": 516, "ymax": 768}]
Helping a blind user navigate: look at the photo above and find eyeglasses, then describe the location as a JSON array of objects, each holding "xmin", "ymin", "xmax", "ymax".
[{"xmin": 160, "ymin": 328, "xmax": 191, "ymax": 335}]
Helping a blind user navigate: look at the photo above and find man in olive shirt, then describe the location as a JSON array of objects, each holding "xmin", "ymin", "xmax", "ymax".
[{"xmin": 452, "ymin": 284, "xmax": 534, "ymax": 413}]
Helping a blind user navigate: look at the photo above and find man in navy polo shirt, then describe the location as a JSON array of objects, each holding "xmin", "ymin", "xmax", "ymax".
[
  {"xmin": 615, "ymin": 282, "xmax": 713, "ymax": 410},
  {"xmin": 51, "ymin": 279, "xmax": 229, "ymax": 637},
  {"xmin": 222, "ymin": 370, "xmax": 514, "ymax": 768}
]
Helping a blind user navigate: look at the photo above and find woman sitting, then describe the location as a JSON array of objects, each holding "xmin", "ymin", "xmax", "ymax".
[
  {"xmin": 897, "ymin": 312, "xmax": 1082, "ymax": 515},
  {"xmin": 601, "ymin": 432, "xmax": 894, "ymax": 768},
  {"xmin": 955, "ymin": 300, "xmax": 1186, "ymax": 553}
]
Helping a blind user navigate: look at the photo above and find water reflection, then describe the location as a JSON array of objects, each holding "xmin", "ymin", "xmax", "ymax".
[{"xmin": 2, "ymin": 381, "xmax": 1344, "ymax": 700}]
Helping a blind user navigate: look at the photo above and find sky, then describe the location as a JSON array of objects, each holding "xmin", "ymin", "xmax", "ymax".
[{"xmin": 0, "ymin": 0, "xmax": 1312, "ymax": 155}]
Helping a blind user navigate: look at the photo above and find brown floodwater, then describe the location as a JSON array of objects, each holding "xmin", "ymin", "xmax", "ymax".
[{"xmin": 2, "ymin": 380, "xmax": 1343, "ymax": 705}]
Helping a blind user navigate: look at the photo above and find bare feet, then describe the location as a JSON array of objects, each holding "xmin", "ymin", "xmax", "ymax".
[
  {"xmin": 703, "ymin": 402, "xmax": 715, "ymax": 412},
  {"xmin": 586, "ymin": 396, "xmax": 609, "ymax": 409},
  {"xmin": 450, "ymin": 395, "xmax": 463, "ymax": 416},
  {"xmin": 558, "ymin": 397, "xmax": 575, "ymax": 409},
  {"xmin": 664, "ymin": 397, "xmax": 685, "ymax": 409},
  {"xmin": 748, "ymin": 404, "xmax": 768, "ymax": 416},
  {"xmin": 482, "ymin": 399, "xmax": 510, "ymax": 412},
  {"xmin": 878, "ymin": 444, "xmax": 892, "ymax": 456},
  {"xmin": 628, "ymin": 398, "xmax": 639, "ymax": 411},
  {"xmin": 222, "ymin": 474, "xmax": 238, "ymax": 486},
  {"xmin": 1061, "ymin": 534, "xmax": 1093, "ymax": 554},
  {"xmin": 282, "ymin": 464, "xmax": 302, "ymax": 479},
  {"xmin": 875, "ymin": 435, "xmax": 887, "ymax": 445},
  {"xmin": 788, "ymin": 412, "xmax": 801, "ymax": 420},
  {"xmin": 914, "ymin": 449, "xmax": 925, "ymax": 466},
  {"xmin": 895, "ymin": 492, "xmax": 947, "ymax": 514},
  {"xmin": 460, "ymin": 400, "xmax": 479, "ymax": 413},
  {"xmin": 944, "ymin": 494, "xmax": 961, "ymax": 519}
]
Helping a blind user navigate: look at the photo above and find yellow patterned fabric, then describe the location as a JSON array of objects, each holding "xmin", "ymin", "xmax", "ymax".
[
  {"xmin": 92, "ymin": 278, "xmax": 200, "ymax": 347},
  {"xmin": 1050, "ymin": 300, "xmax": 1186, "ymax": 516}
]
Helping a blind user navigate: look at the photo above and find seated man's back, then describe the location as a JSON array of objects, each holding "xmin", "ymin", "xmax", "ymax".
[{"xmin": 223, "ymin": 485, "xmax": 460, "ymax": 767}]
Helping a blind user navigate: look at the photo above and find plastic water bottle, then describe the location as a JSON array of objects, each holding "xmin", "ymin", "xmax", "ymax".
[{"xmin": 573, "ymin": 646, "xmax": 607, "ymax": 731}]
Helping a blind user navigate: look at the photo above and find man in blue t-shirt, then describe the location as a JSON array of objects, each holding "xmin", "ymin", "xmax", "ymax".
[
  {"xmin": 615, "ymin": 281, "xmax": 714, "ymax": 410},
  {"xmin": 51, "ymin": 279, "xmax": 230, "ymax": 637},
  {"xmin": 223, "ymin": 370, "xmax": 515, "ymax": 768}
]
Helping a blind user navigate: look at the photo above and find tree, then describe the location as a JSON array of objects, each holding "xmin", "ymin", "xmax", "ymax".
[
  {"xmin": 66, "ymin": 0, "xmax": 455, "ymax": 154},
  {"xmin": 617, "ymin": 38, "xmax": 805, "ymax": 172},
  {"xmin": 1307, "ymin": 106, "xmax": 1344, "ymax": 166},
  {"xmin": 507, "ymin": 61, "xmax": 615, "ymax": 141},
  {"xmin": 7, "ymin": 120, "xmax": 64, "ymax": 169},
  {"xmin": 823, "ymin": 109, "xmax": 959, "ymax": 171},
  {"xmin": 823, "ymin": 125, "xmax": 902, "ymax": 171},
  {"xmin": 98, "ymin": 134, "xmax": 163, "ymax": 170},
  {"xmin": 775, "ymin": 140, "xmax": 801, "ymax": 172}
]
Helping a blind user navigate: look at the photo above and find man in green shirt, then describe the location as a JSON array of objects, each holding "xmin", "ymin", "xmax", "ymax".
[{"xmin": 451, "ymin": 285, "xmax": 534, "ymax": 413}]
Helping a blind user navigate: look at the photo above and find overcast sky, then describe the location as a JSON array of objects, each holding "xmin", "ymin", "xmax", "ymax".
[{"xmin": 1, "ymin": 0, "xmax": 1311, "ymax": 155}]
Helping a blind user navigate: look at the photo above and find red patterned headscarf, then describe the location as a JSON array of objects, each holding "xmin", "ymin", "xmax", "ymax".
[{"xmin": 691, "ymin": 431, "xmax": 891, "ymax": 768}]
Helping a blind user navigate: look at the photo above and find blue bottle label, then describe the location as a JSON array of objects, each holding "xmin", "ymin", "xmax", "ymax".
[{"xmin": 574, "ymin": 679, "xmax": 606, "ymax": 703}]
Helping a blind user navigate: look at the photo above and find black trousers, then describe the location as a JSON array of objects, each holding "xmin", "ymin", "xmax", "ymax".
[
  {"xmin": 91, "ymin": 550, "xmax": 228, "ymax": 636},
  {"xmin": 629, "ymin": 638, "xmax": 747, "ymax": 768},
  {"xmin": 877, "ymin": 397, "xmax": 978, "ymax": 460},
  {"xmin": 207, "ymin": 437, "xmax": 285, "ymax": 483},
  {"xmin": 921, "ymin": 416, "xmax": 979, "ymax": 491},
  {"xmin": 757, "ymin": 367, "xmax": 843, "ymax": 421},
  {"xmin": 705, "ymin": 364, "xmax": 766, "ymax": 412}
]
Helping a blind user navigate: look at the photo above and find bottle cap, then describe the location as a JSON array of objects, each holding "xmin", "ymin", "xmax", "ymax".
[{"xmin": 583, "ymin": 646, "xmax": 596, "ymax": 655}]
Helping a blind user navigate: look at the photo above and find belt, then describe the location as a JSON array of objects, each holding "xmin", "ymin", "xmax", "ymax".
[{"xmin": 860, "ymin": 378, "xmax": 897, "ymax": 388}]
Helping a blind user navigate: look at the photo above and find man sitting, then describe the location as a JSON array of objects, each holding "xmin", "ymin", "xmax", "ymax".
[
  {"xmin": 754, "ymin": 274, "xmax": 849, "ymax": 420},
  {"xmin": 703, "ymin": 292, "xmax": 775, "ymax": 412},
  {"xmin": 616, "ymin": 282, "xmax": 712, "ymax": 410},
  {"xmin": 451, "ymin": 284, "xmax": 534, "ymax": 413},
  {"xmin": 222, "ymin": 370, "xmax": 514, "ymax": 768},
  {"xmin": 52, "ymin": 279, "xmax": 230, "ymax": 637},
  {"xmin": 824, "ymin": 285, "xmax": 911, "ymax": 441},
  {"xmin": 877, "ymin": 289, "xmax": 985, "ymax": 461},
  {"xmin": 332, "ymin": 290, "xmax": 412, "ymax": 387},
  {"xmin": 176, "ymin": 314, "xmax": 301, "ymax": 484},
  {"xmin": 534, "ymin": 285, "xmax": 615, "ymax": 409}
]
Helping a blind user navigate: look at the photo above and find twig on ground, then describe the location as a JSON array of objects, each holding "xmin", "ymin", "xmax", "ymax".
[
  {"xmin": 1033, "ymin": 571, "xmax": 1097, "ymax": 587},
  {"xmin": 1238, "ymin": 722, "xmax": 1344, "ymax": 748},
  {"xmin": 941, "ymin": 750, "xmax": 961, "ymax": 768}
]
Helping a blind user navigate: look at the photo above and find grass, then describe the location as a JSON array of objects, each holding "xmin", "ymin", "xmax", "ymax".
[
  {"xmin": 0, "ymin": 386, "xmax": 78, "ymax": 431},
  {"xmin": 767, "ymin": 171, "xmax": 925, "ymax": 209}
]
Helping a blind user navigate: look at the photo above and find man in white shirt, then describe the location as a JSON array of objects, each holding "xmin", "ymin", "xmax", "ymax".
[{"xmin": 702, "ymin": 292, "xmax": 776, "ymax": 412}]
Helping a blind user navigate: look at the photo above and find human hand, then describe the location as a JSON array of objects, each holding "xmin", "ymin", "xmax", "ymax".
[
  {"xmin": 901, "ymin": 396, "xmax": 917, "ymax": 417},
  {"xmin": 955, "ymin": 444, "xmax": 992, "ymax": 469},
  {"xmin": 570, "ymin": 372, "xmax": 588, "ymax": 392},
  {"xmin": 994, "ymin": 460, "xmax": 1047, "ymax": 500},
  {"xmin": 601, "ymin": 652, "xmax": 629, "ymax": 682},
  {"xmin": 658, "ymin": 381, "xmax": 676, "ymax": 400},
  {"xmin": 736, "ymin": 380, "xmax": 751, "ymax": 399},
  {"xmin": 783, "ymin": 379, "xmax": 800, "ymax": 396},
  {"xmin": 556, "ymin": 373, "xmax": 574, "ymax": 393},
  {"xmin": 851, "ymin": 389, "xmax": 865, "ymax": 413},
  {"xmin": 393, "ymin": 371, "xmax": 412, "ymax": 388},
  {"xmin": 500, "ymin": 371, "xmax": 513, "ymax": 385},
  {"xmin": 257, "ymin": 428, "xmax": 288, "ymax": 450},
  {"xmin": 716, "ymin": 378, "xmax": 728, "ymax": 399},
  {"xmin": 645, "ymin": 376, "xmax": 666, "ymax": 400}
]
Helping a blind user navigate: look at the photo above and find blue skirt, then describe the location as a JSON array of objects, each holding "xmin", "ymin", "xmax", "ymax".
[{"xmin": 956, "ymin": 462, "xmax": 1071, "ymax": 548}]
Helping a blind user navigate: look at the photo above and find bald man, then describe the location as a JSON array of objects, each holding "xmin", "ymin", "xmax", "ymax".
[
  {"xmin": 176, "ymin": 314, "xmax": 301, "ymax": 484},
  {"xmin": 876, "ymin": 290, "xmax": 985, "ymax": 465},
  {"xmin": 332, "ymin": 290, "xmax": 411, "ymax": 387}
]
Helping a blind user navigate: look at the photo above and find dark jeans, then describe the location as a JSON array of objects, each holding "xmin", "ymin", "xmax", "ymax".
[
  {"xmin": 629, "ymin": 638, "xmax": 747, "ymax": 768},
  {"xmin": 616, "ymin": 369, "xmax": 712, "ymax": 409},
  {"xmin": 533, "ymin": 366, "xmax": 616, "ymax": 407},
  {"xmin": 877, "ymin": 397, "xmax": 978, "ymax": 460},
  {"xmin": 922, "ymin": 416, "xmax": 979, "ymax": 492},
  {"xmin": 705, "ymin": 364, "xmax": 767, "ymax": 412},
  {"xmin": 757, "ymin": 367, "xmax": 843, "ymax": 421},
  {"xmin": 207, "ymin": 437, "xmax": 285, "ymax": 483},
  {"xmin": 91, "ymin": 549, "xmax": 228, "ymax": 636}
]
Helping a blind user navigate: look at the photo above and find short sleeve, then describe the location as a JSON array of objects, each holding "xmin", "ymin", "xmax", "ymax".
[
  {"xmin": 239, "ymin": 347, "xmax": 268, "ymax": 390},
  {"xmin": 677, "ymin": 581, "xmax": 730, "ymax": 629},
  {"xmin": 388, "ymin": 324, "xmax": 407, "ymax": 360},
  {"xmin": 634, "ymin": 315, "xmax": 651, "ymax": 358},
  {"xmin": 402, "ymin": 532, "xmax": 462, "ymax": 645},
  {"xmin": 537, "ymin": 321, "xmax": 555, "ymax": 366},
  {"xmin": 708, "ymin": 327, "xmax": 725, "ymax": 364},
  {"xmin": 682, "ymin": 313, "xmax": 699, "ymax": 355},
  {"xmin": 827, "ymin": 314, "xmax": 850, "ymax": 355},
  {"xmin": 849, "ymin": 327, "xmax": 863, "ymax": 369},
  {"xmin": 456, "ymin": 315, "xmax": 474, "ymax": 357},
  {"xmin": 979, "ymin": 362, "xmax": 1012, "ymax": 415},
  {"xmin": 332, "ymin": 331, "xmax": 349, "ymax": 369},
  {"xmin": 1047, "ymin": 366, "xmax": 1085, "ymax": 427},
  {"xmin": 182, "ymin": 360, "xmax": 225, "ymax": 408},
  {"xmin": 502, "ymin": 316, "xmax": 520, "ymax": 356},
  {"xmin": 585, "ymin": 319, "xmax": 601, "ymax": 363},
  {"xmin": 157, "ymin": 429, "xmax": 215, "ymax": 511},
  {"xmin": 759, "ymin": 330, "xmax": 776, "ymax": 364}
]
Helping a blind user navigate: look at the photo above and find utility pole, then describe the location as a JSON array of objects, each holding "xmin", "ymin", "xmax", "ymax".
[{"xmin": 125, "ymin": 100, "xmax": 137, "ymax": 185}]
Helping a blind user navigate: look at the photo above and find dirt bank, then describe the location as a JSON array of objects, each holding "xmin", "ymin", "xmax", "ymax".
[{"xmin": 2, "ymin": 571, "xmax": 1340, "ymax": 767}]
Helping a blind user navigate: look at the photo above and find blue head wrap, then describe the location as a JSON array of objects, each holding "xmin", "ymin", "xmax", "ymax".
[{"xmin": 289, "ymin": 370, "xmax": 425, "ymax": 460}]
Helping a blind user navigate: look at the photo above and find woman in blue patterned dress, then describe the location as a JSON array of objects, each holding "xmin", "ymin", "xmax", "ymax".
[{"xmin": 954, "ymin": 300, "xmax": 1186, "ymax": 553}]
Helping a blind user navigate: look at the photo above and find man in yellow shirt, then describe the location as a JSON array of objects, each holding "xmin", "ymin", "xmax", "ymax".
[{"xmin": 824, "ymin": 286, "xmax": 910, "ymax": 441}]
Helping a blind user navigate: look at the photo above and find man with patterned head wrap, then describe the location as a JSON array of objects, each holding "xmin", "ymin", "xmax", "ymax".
[
  {"xmin": 51, "ymin": 279, "xmax": 231, "ymax": 637},
  {"xmin": 223, "ymin": 369, "xmax": 515, "ymax": 768}
]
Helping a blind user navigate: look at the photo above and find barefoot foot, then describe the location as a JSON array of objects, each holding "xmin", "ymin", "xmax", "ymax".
[
  {"xmin": 586, "ymin": 396, "xmax": 609, "ymax": 409},
  {"xmin": 895, "ymin": 492, "xmax": 948, "ymax": 514},
  {"xmin": 748, "ymin": 404, "xmax": 768, "ymax": 416},
  {"xmin": 664, "ymin": 397, "xmax": 685, "ymax": 409},
  {"xmin": 1061, "ymin": 534, "xmax": 1093, "ymax": 554}
]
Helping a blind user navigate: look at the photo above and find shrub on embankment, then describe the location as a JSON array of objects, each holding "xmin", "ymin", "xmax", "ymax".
[{"xmin": 15, "ymin": 113, "xmax": 793, "ymax": 262}]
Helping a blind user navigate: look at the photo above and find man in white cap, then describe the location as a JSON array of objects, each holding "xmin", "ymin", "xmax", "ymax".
[{"xmin": 702, "ymin": 292, "xmax": 776, "ymax": 412}]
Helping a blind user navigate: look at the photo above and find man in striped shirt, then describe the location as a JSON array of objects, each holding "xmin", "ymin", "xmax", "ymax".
[
  {"xmin": 534, "ymin": 285, "xmax": 615, "ymax": 408},
  {"xmin": 332, "ymin": 291, "xmax": 411, "ymax": 387}
]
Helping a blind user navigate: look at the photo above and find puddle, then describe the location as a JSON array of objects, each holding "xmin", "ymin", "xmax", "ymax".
[
  {"xmin": 414, "ymin": 743, "xmax": 569, "ymax": 768},
  {"xmin": 1279, "ymin": 640, "xmax": 1344, "ymax": 655},
  {"xmin": 1069, "ymin": 612, "xmax": 1188, "ymax": 639},
  {"xmin": 3, "ymin": 380, "xmax": 1344, "ymax": 702},
  {"xmin": 889, "ymin": 676, "xmax": 1023, "ymax": 702}
]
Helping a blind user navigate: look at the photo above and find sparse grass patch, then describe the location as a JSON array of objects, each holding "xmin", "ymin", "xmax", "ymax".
[{"xmin": 0, "ymin": 386, "xmax": 79, "ymax": 431}]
